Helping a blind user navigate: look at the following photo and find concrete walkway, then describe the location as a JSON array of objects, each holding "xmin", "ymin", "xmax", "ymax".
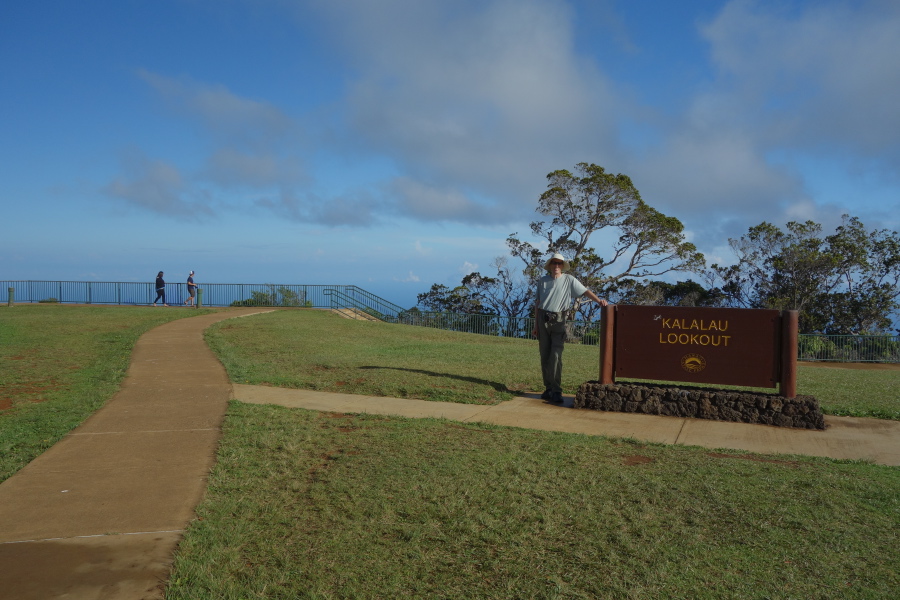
[
  {"xmin": 0, "ymin": 308, "xmax": 274, "ymax": 600},
  {"xmin": 0, "ymin": 309, "xmax": 898, "ymax": 599},
  {"xmin": 234, "ymin": 385, "xmax": 900, "ymax": 465}
]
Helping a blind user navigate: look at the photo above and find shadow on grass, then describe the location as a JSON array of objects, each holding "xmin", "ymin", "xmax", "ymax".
[{"xmin": 358, "ymin": 365, "xmax": 512, "ymax": 394}]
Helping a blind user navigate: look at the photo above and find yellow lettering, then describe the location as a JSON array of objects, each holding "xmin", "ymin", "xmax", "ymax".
[
  {"xmin": 708, "ymin": 321, "xmax": 718, "ymax": 331},
  {"xmin": 719, "ymin": 320, "xmax": 729, "ymax": 332},
  {"xmin": 662, "ymin": 318, "xmax": 671, "ymax": 329},
  {"xmin": 658, "ymin": 327, "xmax": 732, "ymax": 347},
  {"xmin": 690, "ymin": 319, "xmax": 699, "ymax": 330}
]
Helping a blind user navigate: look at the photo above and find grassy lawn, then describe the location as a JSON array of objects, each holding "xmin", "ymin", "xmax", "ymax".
[
  {"xmin": 206, "ymin": 309, "xmax": 900, "ymax": 419},
  {"xmin": 0, "ymin": 304, "xmax": 215, "ymax": 482},
  {"xmin": 795, "ymin": 366, "xmax": 900, "ymax": 419},
  {"xmin": 2, "ymin": 306, "xmax": 898, "ymax": 598},
  {"xmin": 167, "ymin": 402, "xmax": 900, "ymax": 599}
]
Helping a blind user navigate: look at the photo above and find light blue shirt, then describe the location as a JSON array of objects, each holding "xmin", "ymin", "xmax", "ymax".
[{"xmin": 536, "ymin": 274, "xmax": 587, "ymax": 313}]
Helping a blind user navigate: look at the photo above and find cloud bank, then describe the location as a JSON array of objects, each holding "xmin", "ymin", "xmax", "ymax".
[{"xmin": 103, "ymin": 0, "xmax": 900, "ymax": 242}]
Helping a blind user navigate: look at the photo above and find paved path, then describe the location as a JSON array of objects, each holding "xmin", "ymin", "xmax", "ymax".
[
  {"xmin": 234, "ymin": 385, "xmax": 900, "ymax": 465},
  {"xmin": 0, "ymin": 308, "xmax": 273, "ymax": 600},
  {"xmin": 1, "ymin": 309, "xmax": 898, "ymax": 599}
]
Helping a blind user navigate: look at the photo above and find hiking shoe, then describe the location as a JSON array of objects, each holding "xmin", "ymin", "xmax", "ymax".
[
  {"xmin": 540, "ymin": 389, "xmax": 552, "ymax": 400},
  {"xmin": 550, "ymin": 392, "xmax": 564, "ymax": 403}
]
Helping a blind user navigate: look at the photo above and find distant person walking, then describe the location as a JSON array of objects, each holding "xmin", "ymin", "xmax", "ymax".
[
  {"xmin": 532, "ymin": 253, "xmax": 609, "ymax": 403},
  {"xmin": 153, "ymin": 271, "xmax": 168, "ymax": 306},
  {"xmin": 184, "ymin": 271, "xmax": 197, "ymax": 306}
]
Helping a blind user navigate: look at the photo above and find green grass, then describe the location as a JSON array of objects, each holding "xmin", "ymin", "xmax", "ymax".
[
  {"xmin": 797, "ymin": 367, "xmax": 900, "ymax": 419},
  {"xmin": 2, "ymin": 306, "xmax": 898, "ymax": 598},
  {"xmin": 206, "ymin": 310, "xmax": 900, "ymax": 418},
  {"xmin": 206, "ymin": 310, "xmax": 568, "ymax": 404},
  {"xmin": 0, "ymin": 304, "xmax": 215, "ymax": 482},
  {"xmin": 167, "ymin": 402, "xmax": 900, "ymax": 599}
]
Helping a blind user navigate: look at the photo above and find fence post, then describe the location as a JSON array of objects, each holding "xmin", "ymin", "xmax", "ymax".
[
  {"xmin": 7, "ymin": 287, "xmax": 13, "ymax": 307},
  {"xmin": 197, "ymin": 288, "xmax": 203, "ymax": 309}
]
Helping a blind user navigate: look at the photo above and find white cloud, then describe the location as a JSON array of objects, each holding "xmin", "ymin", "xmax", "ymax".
[
  {"xmin": 701, "ymin": 0, "xmax": 900, "ymax": 156},
  {"xmin": 103, "ymin": 149, "xmax": 214, "ymax": 219},
  {"xmin": 204, "ymin": 147, "xmax": 307, "ymax": 188},
  {"xmin": 623, "ymin": 0, "xmax": 900, "ymax": 250},
  {"xmin": 393, "ymin": 271, "xmax": 420, "ymax": 282},
  {"xmin": 254, "ymin": 189, "xmax": 382, "ymax": 226},
  {"xmin": 459, "ymin": 261, "xmax": 479, "ymax": 273},
  {"xmin": 113, "ymin": 1, "xmax": 900, "ymax": 242},
  {"xmin": 388, "ymin": 177, "xmax": 489, "ymax": 222},
  {"xmin": 138, "ymin": 70, "xmax": 296, "ymax": 148},
  {"xmin": 311, "ymin": 0, "xmax": 624, "ymax": 223}
]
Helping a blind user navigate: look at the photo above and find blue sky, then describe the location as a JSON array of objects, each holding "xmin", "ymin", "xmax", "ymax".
[{"xmin": 2, "ymin": 0, "xmax": 898, "ymax": 309}]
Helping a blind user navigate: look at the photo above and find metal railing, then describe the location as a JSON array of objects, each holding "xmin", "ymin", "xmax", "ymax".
[
  {"xmin": 798, "ymin": 334, "xmax": 900, "ymax": 363},
  {"xmin": 3, "ymin": 281, "xmax": 160, "ymax": 306},
  {"xmin": 4, "ymin": 280, "xmax": 897, "ymax": 362},
  {"xmin": 324, "ymin": 289, "xmax": 392, "ymax": 319},
  {"xmin": 2, "ymin": 281, "xmax": 368, "ymax": 310}
]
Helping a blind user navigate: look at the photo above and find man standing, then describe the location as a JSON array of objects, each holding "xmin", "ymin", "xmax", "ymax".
[
  {"xmin": 532, "ymin": 253, "xmax": 609, "ymax": 403},
  {"xmin": 184, "ymin": 271, "xmax": 197, "ymax": 306}
]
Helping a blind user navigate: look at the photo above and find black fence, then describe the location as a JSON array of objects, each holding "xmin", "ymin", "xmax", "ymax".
[{"xmin": 1, "ymin": 281, "xmax": 392, "ymax": 313}]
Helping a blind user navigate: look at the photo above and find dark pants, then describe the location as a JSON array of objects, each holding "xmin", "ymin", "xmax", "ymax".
[
  {"xmin": 537, "ymin": 309, "xmax": 566, "ymax": 393},
  {"xmin": 154, "ymin": 288, "xmax": 166, "ymax": 304}
]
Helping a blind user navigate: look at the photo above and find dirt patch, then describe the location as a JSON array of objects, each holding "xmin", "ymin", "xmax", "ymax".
[
  {"xmin": 623, "ymin": 455, "xmax": 653, "ymax": 466},
  {"xmin": 0, "ymin": 382, "xmax": 60, "ymax": 412}
]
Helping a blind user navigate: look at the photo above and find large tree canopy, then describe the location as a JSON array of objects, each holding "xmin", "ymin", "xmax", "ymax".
[
  {"xmin": 417, "ymin": 163, "xmax": 899, "ymax": 336},
  {"xmin": 707, "ymin": 216, "xmax": 900, "ymax": 334},
  {"xmin": 510, "ymin": 162, "xmax": 704, "ymax": 320},
  {"xmin": 419, "ymin": 162, "xmax": 705, "ymax": 322}
]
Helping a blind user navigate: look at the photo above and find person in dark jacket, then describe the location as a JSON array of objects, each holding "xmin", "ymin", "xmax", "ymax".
[{"xmin": 153, "ymin": 271, "xmax": 168, "ymax": 306}]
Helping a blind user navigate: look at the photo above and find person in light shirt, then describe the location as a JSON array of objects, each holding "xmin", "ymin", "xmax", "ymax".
[
  {"xmin": 184, "ymin": 271, "xmax": 197, "ymax": 306},
  {"xmin": 532, "ymin": 253, "xmax": 609, "ymax": 403}
]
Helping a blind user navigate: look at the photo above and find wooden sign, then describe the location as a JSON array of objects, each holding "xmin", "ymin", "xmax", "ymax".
[{"xmin": 599, "ymin": 305, "xmax": 798, "ymax": 397}]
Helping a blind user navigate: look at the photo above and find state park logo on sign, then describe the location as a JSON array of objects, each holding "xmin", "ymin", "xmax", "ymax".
[
  {"xmin": 680, "ymin": 353, "xmax": 706, "ymax": 373},
  {"xmin": 613, "ymin": 305, "xmax": 781, "ymax": 389}
]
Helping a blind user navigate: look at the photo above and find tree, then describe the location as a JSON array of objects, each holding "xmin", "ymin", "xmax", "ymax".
[
  {"xmin": 512, "ymin": 162, "xmax": 705, "ymax": 321},
  {"xmin": 418, "ymin": 162, "xmax": 706, "ymax": 324},
  {"xmin": 707, "ymin": 216, "xmax": 900, "ymax": 333},
  {"xmin": 230, "ymin": 285, "xmax": 311, "ymax": 307},
  {"xmin": 610, "ymin": 279, "xmax": 723, "ymax": 307},
  {"xmin": 415, "ymin": 283, "xmax": 489, "ymax": 314}
]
